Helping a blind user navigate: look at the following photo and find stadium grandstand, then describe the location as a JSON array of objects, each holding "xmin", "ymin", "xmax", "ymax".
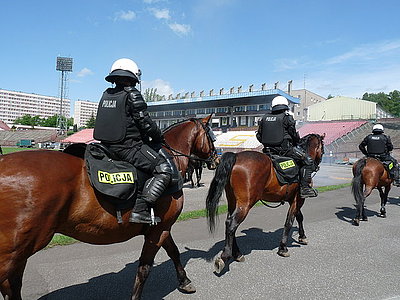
[
  {"xmin": 0, "ymin": 129, "xmax": 57, "ymax": 147},
  {"xmin": 62, "ymin": 129, "xmax": 96, "ymax": 144}
]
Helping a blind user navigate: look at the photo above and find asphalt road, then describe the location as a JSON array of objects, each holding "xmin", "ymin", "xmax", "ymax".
[{"xmin": 21, "ymin": 164, "xmax": 400, "ymax": 300}]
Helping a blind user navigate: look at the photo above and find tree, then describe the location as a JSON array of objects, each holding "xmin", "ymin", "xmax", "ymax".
[
  {"xmin": 143, "ymin": 88, "xmax": 164, "ymax": 102},
  {"xmin": 13, "ymin": 114, "xmax": 41, "ymax": 127},
  {"xmin": 362, "ymin": 90, "xmax": 400, "ymax": 117},
  {"xmin": 327, "ymin": 94, "xmax": 334, "ymax": 99},
  {"xmin": 85, "ymin": 113, "xmax": 96, "ymax": 128}
]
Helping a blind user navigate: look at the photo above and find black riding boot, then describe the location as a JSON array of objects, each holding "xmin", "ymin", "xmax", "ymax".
[
  {"xmin": 129, "ymin": 173, "xmax": 171, "ymax": 224},
  {"xmin": 300, "ymin": 165, "xmax": 318, "ymax": 198},
  {"xmin": 393, "ymin": 165, "xmax": 400, "ymax": 187}
]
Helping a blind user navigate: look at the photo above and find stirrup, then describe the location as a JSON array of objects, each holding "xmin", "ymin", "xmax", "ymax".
[
  {"xmin": 129, "ymin": 208, "xmax": 161, "ymax": 225},
  {"xmin": 300, "ymin": 187, "xmax": 318, "ymax": 198}
]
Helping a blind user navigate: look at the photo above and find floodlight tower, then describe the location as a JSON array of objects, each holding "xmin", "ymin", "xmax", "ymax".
[{"xmin": 56, "ymin": 56, "xmax": 73, "ymax": 135}]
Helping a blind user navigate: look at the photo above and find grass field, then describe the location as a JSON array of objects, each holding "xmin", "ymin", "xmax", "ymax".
[
  {"xmin": 1, "ymin": 146, "xmax": 38, "ymax": 154},
  {"xmin": 1, "ymin": 146, "xmax": 352, "ymax": 248},
  {"xmin": 45, "ymin": 182, "xmax": 351, "ymax": 248}
]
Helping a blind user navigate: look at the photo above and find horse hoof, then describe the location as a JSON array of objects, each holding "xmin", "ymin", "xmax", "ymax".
[
  {"xmin": 277, "ymin": 250, "xmax": 290, "ymax": 257},
  {"xmin": 178, "ymin": 282, "xmax": 196, "ymax": 294},
  {"xmin": 214, "ymin": 257, "xmax": 225, "ymax": 274},
  {"xmin": 352, "ymin": 219, "xmax": 360, "ymax": 226},
  {"xmin": 298, "ymin": 237, "xmax": 308, "ymax": 245},
  {"xmin": 379, "ymin": 213, "xmax": 386, "ymax": 218},
  {"xmin": 235, "ymin": 255, "xmax": 245, "ymax": 262},
  {"xmin": 361, "ymin": 217, "xmax": 368, "ymax": 221}
]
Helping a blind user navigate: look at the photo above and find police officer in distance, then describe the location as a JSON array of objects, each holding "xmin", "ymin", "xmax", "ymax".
[
  {"xmin": 358, "ymin": 124, "xmax": 400, "ymax": 186},
  {"xmin": 256, "ymin": 95, "xmax": 318, "ymax": 198},
  {"xmin": 94, "ymin": 58, "xmax": 173, "ymax": 224}
]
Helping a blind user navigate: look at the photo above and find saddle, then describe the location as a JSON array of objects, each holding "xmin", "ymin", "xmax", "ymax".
[
  {"xmin": 85, "ymin": 143, "xmax": 139, "ymax": 210},
  {"xmin": 83, "ymin": 143, "xmax": 183, "ymax": 222},
  {"xmin": 269, "ymin": 155, "xmax": 299, "ymax": 185}
]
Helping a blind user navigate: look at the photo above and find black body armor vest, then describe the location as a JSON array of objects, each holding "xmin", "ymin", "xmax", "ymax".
[
  {"xmin": 366, "ymin": 134, "xmax": 386, "ymax": 154},
  {"xmin": 94, "ymin": 89, "xmax": 128, "ymax": 143},
  {"xmin": 260, "ymin": 112, "xmax": 285, "ymax": 146}
]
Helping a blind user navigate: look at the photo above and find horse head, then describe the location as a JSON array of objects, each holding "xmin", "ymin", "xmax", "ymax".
[
  {"xmin": 299, "ymin": 133, "xmax": 325, "ymax": 166},
  {"xmin": 191, "ymin": 115, "xmax": 219, "ymax": 170},
  {"xmin": 163, "ymin": 115, "xmax": 219, "ymax": 171}
]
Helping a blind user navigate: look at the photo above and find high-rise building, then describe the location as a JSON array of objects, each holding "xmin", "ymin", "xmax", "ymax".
[
  {"xmin": 0, "ymin": 88, "xmax": 70, "ymax": 124},
  {"xmin": 74, "ymin": 100, "xmax": 98, "ymax": 128}
]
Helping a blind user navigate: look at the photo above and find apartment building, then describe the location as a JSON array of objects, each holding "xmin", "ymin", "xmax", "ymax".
[
  {"xmin": 74, "ymin": 100, "xmax": 98, "ymax": 128},
  {"xmin": 0, "ymin": 88, "xmax": 70, "ymax": 124}
]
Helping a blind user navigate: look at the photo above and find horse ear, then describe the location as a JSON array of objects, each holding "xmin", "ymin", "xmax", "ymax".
[
  {"xmin": 201, "ymin": 114, "xmax": 213, "ymax": 126},
  {"xmin": 322, "ymin": 133, "xmax": 326, "ymax": 139}
]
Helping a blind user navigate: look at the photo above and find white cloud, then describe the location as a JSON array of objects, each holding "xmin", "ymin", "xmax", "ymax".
[
  {"xmin": 77, "ymin": 68, "xmax": 94, "ymax": 77},
  {"xmin": 149, "ymin": 8, "xmax": 170, "ymax": 20},
  {"xmin": 297, "ymin": 65, "xmax": 400, "ymax": 98},
  {"xmin": 168, "ymin": 23, "xmax": 191, "ymax": 36},
  {"xmin": 141, "ymin": 79, "xmax": 174, "ymax": 96},
  {"xmin": 326, "ymin": 40, "xmax": 400, "ymax": 65},
  {"xmin": 114, "ymin": 10, "xmax": 136, "ymax": 21}
]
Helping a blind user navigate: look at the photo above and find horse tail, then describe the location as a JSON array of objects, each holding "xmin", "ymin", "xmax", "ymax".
[
  {"xmin": 351, "ymin": 158, "xmax": 367, "ymax": 204},
  {"xmin": 206, "ymin": 152, "xmax": 237, "ymax": 233}
]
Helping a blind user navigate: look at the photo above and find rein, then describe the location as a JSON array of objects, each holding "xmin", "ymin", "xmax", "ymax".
[{"xmin": 162, "ymin": 142, "xmax": 213, "ymax": 163}]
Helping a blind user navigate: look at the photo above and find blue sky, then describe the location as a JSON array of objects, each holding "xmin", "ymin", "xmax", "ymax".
[{"xmin": 1, "ymin": 0, "xmax": 400, "ymax": 115}]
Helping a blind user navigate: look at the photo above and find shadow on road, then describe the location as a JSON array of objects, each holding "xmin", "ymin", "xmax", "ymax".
[{"xmin": 39, "ymin": 226, "xmax": 303, "ymax": 299}]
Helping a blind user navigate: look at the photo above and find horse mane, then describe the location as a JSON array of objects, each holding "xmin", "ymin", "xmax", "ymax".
[
  {"xmin": 162, "ymin": 118, "xmax": 198, "ymax": 134},
  {"xmin": 298, "ymin": 133, "xmax": 325, "ymax": 166},
  {"xmin": 298, "ymin": 133, "xmax": 325, "ymax": 154}
]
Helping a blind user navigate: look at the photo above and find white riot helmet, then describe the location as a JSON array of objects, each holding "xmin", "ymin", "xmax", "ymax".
[
  {"xmin": 271, "ymin": 95, "xmax": 289, "ymax": 112},
  {"xmin": 105, "ymin": 58, "xmax": 142, "ymax": 84},
  {"xmin": 372, "ymin": 124, "xmax": 384, "ymax": 133}
]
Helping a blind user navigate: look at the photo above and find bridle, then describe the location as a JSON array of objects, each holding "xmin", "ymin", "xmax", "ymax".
[{"xmin": 162, "ymin": 119, "xmax": 217, "ymax": 165}]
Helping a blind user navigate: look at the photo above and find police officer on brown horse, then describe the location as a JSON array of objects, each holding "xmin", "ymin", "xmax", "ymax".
[
  {"xmin": 94, "ymin": 58, "xmax": 175, "ymax": 224},
  {"xmin": 256, "ymin": 95, "xmax": 318, "ymax": 198},
  {"xmin": 359, "ymin": 123, "xmax": 400, "ymax": 186}
]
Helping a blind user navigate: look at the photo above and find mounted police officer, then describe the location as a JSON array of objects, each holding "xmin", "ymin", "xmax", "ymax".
[
  {"xmin": 94, "ymin": 58, "xmax": 175, "ymax": 224},
  {"xmin": 256, "ymin": 95, "xmax": 318, "ymax": 198},
  {"xmin": 359, "ymin": 124, "xmax": 400, "ymax": 186}
]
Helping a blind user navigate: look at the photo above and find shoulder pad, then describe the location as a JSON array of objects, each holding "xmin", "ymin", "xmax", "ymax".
[{"xmin": 124, "ymin": 86, "xmax": 134, "ymax": 92}]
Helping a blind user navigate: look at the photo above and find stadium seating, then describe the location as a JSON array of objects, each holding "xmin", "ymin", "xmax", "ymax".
[
  {"xmin": 0, "ymin": 129, "xmax": 57, "ymax": 146},
  {"xmin": 62, "ymin": 129, "xmax": 95, "ymax": 144},
  {"xmin": 297, "ymin": 121, "xmax": 367, "ymax": 145}
]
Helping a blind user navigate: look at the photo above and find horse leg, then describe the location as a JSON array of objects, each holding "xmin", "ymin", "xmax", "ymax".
[
  {"xmin": 295, "ymin": 198, "xmax": 308, "ymax": 245},
  {"xmin": 215, "ymin": 207, "xmax": 248, "ymax": 274},
  {"xmin": 379, "ymin": 185, "xmax": 390, "ymax": 218},
  {"xmin": 278, "ymin": 199, "xmax": 298, "ymax": 257},
  {"xmin": 131, "ymin": 232, "xmax": 164, "ymax": 300},
  {"xmin": 161, "ymin": 234, "xmax": 195, "ymax": 294},
  {"xmin": 196, "ymin": 168, "xmax": 201, "ymax": 187},
  {"xmin": 0, "ymin": 260, "xmax": 27, "ymax": 300}
]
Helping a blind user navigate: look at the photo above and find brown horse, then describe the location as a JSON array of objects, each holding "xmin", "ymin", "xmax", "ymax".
[
  {"xmin": 205, "ymin": 134, "xmax": 325, "ymax": 273},
  {"xmin": 351, "ymin": 157, "xmax": 393, "ymax": 226},
  {"xmin": 0, "ymin": 115, "xmax": 218, "ymax": 300}
]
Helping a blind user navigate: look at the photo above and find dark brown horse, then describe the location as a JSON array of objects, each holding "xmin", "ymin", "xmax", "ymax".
[
  {"xmin": 351, "ymin": 157, "xmax": 393, "ymax": 226},
  {"xmin": 206, "ymin": 134, "xmax": 325, "ymax": 273},
  {"xmin": 185, "ymin": 155, "xmax": 204, "ymax": 188},
  {"xmin": 0, "ymin": 115, "xmax": 218, "ymax": 300}
]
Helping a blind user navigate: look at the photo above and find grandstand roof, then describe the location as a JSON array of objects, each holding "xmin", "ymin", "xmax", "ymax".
[
  {"xmin": 62, "ymin": 129, "xmax": 96, "ymax": 144},
  {"xmin": 147, "ymin": 89, "xmax": 299, "ymax": 111},
  {"xmin": 0, "ymin": 120, "xmax": 10, "ymax": 131}
]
